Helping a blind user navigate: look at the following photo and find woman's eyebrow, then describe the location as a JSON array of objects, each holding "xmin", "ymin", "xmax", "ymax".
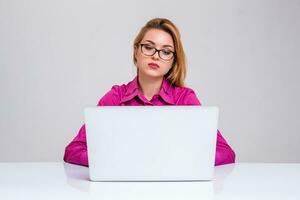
[
  {"xmin": 144, "ymin": 40, "xmax": 174, "ymax": 49},
  {"xmin": 144, "ymin": 40, "xmax": 155, "ymax": 45},
  {"xmin": 162, "ymin": 44, "xmax": 174, "ymax": 49}
]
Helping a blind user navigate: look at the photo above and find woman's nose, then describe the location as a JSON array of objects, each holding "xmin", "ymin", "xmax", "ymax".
[{"xmin": 151, "ymin": 51, "xmax": 160, "ymax": 60}]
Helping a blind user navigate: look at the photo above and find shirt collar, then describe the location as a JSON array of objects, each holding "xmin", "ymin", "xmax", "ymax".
[{"xmin": 120, "ymin": 76, "xmax": 175, "ymax": 105}]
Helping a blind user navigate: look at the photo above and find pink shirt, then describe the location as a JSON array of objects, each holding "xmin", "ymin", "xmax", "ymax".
[{"xmin": 64, "ymin": 76, "xmax": 236, "ymax": 166}]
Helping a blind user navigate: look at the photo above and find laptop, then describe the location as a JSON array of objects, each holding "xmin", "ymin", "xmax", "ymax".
[{"xmin": 84, "ymin": 106, "xmax": 219, "ymax": 182}]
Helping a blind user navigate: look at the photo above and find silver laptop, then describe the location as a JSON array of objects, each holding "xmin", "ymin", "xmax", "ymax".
[{"xmin": 84, "ymin": 106, "xmax": 219, "ymax": 182}]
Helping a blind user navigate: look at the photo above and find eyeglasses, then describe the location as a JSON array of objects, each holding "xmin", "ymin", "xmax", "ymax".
[{"xmin": 140, "ymin": 43, "xmax": 175, "ymax": 61}]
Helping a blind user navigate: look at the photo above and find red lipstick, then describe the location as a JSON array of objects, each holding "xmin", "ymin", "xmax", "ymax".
[{"xmin": 148, "ymin": 63, "xmax": 160, "ymax": 69}]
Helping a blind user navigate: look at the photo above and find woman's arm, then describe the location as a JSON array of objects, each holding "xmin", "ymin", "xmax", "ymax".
[
  {"xmin": 182, "ymin": 88, "xmax": 236, "ymax": 166},
  {"xmin": 63, "ymin": 124, "xmax": 89, "ymax": 166},
  {"xmin": 63, "ymin": 86, "xmax": 121, "ymax": 166},
  {"xmin": 215, "ymin": 130, "xmax": 236, "ymax": 166}
]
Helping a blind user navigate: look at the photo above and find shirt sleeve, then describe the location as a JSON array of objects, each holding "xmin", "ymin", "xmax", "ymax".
[
  {"xmin": 63, "ymin": 86, "xmax": 120, "ymax": 166},
  {"xmin": 182, "ymin": 88, "xmax": 236, "ymax": 166},
  {"xmin": 63, "ymin": 124, "xmax": 89, "ymax": 166}
]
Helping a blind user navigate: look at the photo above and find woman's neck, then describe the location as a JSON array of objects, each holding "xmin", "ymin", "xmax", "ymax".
[{"xmin": 138, "ymin": 73, "xmax": 164, "ymax": 101}]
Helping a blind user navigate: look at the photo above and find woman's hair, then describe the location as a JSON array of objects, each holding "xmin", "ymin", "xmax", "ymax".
[{"xmin": 133, "ymin": 18, "xmax": 187, "ymax": 87}]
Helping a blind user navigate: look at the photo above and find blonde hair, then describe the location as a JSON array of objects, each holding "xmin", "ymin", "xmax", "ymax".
[{"xmin": 133, "ymin": 18, "xmax": 187, "ymax": 87}]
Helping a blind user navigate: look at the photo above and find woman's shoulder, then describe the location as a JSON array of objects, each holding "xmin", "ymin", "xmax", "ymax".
[
  {"xmin": 110, "ymin": 79, "xmax": 135, "ymax": 96},
  {"xmin": 171, "ymin": 85, "xmax": 201, "ymax": 105},
  {"xmin": 96, "ymin": 81, "xmax": 133, "ymax": 106},
  {"xmin": 172, "ymin": 84, "xmax": 197, "ymax": 97}
]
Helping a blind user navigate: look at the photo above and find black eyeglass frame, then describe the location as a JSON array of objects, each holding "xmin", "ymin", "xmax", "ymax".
[{"xmin": 139, "ymin": 43, "xmax": 176, "ymax": 61}]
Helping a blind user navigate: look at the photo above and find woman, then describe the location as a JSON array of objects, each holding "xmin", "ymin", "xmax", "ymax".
[{"xmin": 64, "ymin": 18, "xmax": 236, "ymax": 166}]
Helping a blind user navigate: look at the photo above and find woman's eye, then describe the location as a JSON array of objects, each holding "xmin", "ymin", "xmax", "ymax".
[
  {"xmin": 162, "ymin": 50, "xmax": 171, "ymax": 55},
  {"xmin": 145, "ymin": 46, "xmax": 154, "ymax": 50}
]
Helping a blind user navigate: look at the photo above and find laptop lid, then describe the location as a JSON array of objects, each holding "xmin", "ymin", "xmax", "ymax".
[{"xmin": 84, "ymin": 106, "xmax": 219, "ymax": 181}]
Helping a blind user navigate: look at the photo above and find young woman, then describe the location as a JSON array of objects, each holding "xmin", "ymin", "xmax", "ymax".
[{"xmin": 64, "ymin": 18, "xmax": 236, "ymax": 166}]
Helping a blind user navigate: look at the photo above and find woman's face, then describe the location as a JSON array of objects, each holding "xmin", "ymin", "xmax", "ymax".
[{"xmin": 135, "ymin": 28, "xmax": 175, "ymax": 79}]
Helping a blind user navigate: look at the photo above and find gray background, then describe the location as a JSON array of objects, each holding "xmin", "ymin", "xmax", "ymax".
[{"xmin": 1, "ymin": 0, "xmax": 299, "ymax": 163}]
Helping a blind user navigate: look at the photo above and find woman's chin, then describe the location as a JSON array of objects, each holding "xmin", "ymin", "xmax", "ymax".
[
  {"xmin": 139, "ymin": 69, "xmax": 164, "ymax": 78},
  {"xmin": 144, "ymin": 71, "xmax": 164, "ymax": 78}
]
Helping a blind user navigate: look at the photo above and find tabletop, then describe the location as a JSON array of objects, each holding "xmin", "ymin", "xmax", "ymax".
[{"xmin": 0, "ymin": 162, "xmax": 299, "ymax": 200}]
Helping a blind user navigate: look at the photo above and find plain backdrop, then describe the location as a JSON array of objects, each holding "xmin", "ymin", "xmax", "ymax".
[{"xmin": 1, "ymin": 0, "xmax": 299, "ymax": 163}]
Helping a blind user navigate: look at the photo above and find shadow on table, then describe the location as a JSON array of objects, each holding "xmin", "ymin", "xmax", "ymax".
[
  {"xmin": 213, "ymin": 163, "xmax": 236, "ymax": 194},
  {"xmin": 63, "ymin": 162, "xmax": 90, "ymax": 192}
]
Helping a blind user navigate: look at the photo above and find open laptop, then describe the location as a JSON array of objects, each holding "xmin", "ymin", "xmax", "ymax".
[{"xmin": 84, "ymin": 106, "xmax": 219, "ymax": 182}]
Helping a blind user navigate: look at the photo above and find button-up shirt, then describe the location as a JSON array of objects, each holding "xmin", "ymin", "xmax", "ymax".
[{"xmin": 64, "ymin": 76, "xmax": 236, "ymax": 166}]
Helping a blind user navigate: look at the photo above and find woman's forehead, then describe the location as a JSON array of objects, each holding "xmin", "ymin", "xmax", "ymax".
[{"xmin": 142, "ymin": 29, "xmax": 174, "ymax": 48}]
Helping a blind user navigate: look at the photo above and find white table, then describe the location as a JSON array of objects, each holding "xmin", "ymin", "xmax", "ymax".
[{"xmin": 0, "ymin": 162, "xmax": 299, "ymax": 200}]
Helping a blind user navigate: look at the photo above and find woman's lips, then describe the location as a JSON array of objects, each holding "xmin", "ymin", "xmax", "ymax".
[{"xmin": 148, "ymin": 63, "xmax": 160, "ymax": 69}]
